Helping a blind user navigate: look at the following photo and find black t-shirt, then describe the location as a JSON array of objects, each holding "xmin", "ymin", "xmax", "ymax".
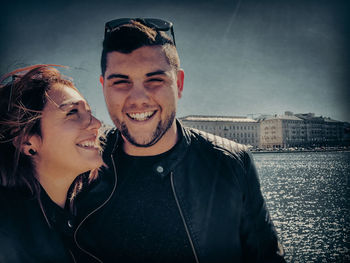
[{"xmin": 90, "ymin": 144, "xmax": 196, "ymax": 263}]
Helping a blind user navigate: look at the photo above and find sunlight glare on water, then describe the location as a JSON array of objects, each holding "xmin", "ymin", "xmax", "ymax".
[{"xmin": 253, "ymin": 151, "xmax": 350, "ymax": 262}]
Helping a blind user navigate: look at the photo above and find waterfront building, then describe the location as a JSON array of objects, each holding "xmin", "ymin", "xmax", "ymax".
[
  {"xmin": 344, "ymin": 122, "xmax": 350, "ymax": 146},
  {"xmin": 295, "ymin": 113, "xmax": 324, "ymax": 145},
  {"xmin": 180, "ymin": 113, "xmax": 349, "ymax": 149},
  {"xmin": 295, "ymin": 113, "xmax": 346, "ymax": 146},
  {"xmin": 260, "ymin": 114, "xmax": 306, "ymax": 148},
  {"xmin": 179, "ymin": 115, "xmax": 260, "ymax": 147}
]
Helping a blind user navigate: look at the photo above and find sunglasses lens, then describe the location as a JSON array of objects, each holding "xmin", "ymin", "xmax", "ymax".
[
  {"xmin": 105, "ymin": 18, "xmax": 132, "ymax": 32},
  {"xmin": 144, "ymin": 18, "xmax": 172, "ymax": 31},
  {"xmin": 105, "ymin": 18, "xmax": 172, "ymax": 32},
  {"xmin": 104, "ymin": 18, "xmax": 175, "ymax": 45}
]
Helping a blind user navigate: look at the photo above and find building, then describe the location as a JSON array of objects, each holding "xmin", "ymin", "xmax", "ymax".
[
  {"xmin": 295, "ymin": 113, "xmax": 346, "ymax": 146},
  {"xmin": 295, "ymin": 113, "xmax": 324, "ymax": 145},
  {"xmin": 180, "ymin": 113, "xmax": 349, "ymax": 149},
  {"xmin": 260, "ymin": 114, "xmax": 306, "ymax": 148},
  {"xmin": 179, "ymin": 115, "xmax": 260, "ymax": 147}
]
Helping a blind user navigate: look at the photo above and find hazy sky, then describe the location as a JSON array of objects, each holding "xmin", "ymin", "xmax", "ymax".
[{"xmin": 1, "ymin": 0, "xmax": 349, "ymax": 125}]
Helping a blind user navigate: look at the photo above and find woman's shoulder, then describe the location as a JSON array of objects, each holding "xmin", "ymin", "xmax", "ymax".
[
  {"xmin": 0, "ymin": 186, "xmax": 73, "ymax": 263},
  {"xmin": 0, "ymin": 186, "xmax": 27, "ymax": 201},
  {"xmin": 0, "ymin": 186, "xmax": 37, "ymax": 218},
  {"xmin": 0, "ymin": 186, "xmax": 18, "ymax": 204}
]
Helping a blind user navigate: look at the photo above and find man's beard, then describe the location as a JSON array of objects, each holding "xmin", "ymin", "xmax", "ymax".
[{"xmin": 114, "ymin": 111, "xmax": 176, "ymax": 148}]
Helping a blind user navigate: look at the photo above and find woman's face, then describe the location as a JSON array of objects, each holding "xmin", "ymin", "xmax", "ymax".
[{"xmin": 31, "ymin": 84, "xmax": 103, "ymax": 176}]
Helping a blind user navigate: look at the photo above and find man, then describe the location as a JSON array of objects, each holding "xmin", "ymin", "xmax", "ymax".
[{"xmin": 72, "ymin": 18, "xmax": 285, "ymax": 263}]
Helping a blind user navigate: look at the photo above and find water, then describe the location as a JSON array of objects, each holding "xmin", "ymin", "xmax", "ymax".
[{"xmin": 253, "ymin": 151, "xmax": 350, "ymax": 262}]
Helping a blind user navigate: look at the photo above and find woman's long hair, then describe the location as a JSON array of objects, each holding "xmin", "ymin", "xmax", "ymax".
[{"xmin": 0, "ymin": 65, "xmax": 99, "ymax": 211}]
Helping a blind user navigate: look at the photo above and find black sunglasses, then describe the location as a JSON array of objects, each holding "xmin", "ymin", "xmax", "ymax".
[{"xmin": 104, "ymin": 18, "xmax": 176, "ymax": 46}]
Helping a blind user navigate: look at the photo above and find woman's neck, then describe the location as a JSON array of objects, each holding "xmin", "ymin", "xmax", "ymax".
[{"xmin": 36, "ymin": 167, "xmax": 78, "ymax": 208}]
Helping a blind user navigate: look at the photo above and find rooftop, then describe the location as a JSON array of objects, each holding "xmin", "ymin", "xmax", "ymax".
[
  {"xmin": 264, "ymin": 115, "xmax": 303, "ymax": 121},
  {"xmin": 180, "ymin": 115, "xmax": 257, "ymax": 123}
]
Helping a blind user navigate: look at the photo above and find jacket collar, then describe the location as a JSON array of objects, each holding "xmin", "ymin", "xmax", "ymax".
[
  {"xmin": 38, "ymin": 185, "xmax": 74, "ymax": 230},
  {"xmin": 75, "ymin": 120, "xmax": 191, "ymax": 223},
  {"xmin": 109, "ymin": 119, "xmax": 191, "ymax": 178}
]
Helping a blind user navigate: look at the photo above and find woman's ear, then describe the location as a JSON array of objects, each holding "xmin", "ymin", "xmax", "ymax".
[{"xmin": 21, "ymin": 135, "xmax": 41, "ymax": 157}]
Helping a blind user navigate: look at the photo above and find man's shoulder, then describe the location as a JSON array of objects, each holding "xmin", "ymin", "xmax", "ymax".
[
  {"xmin": 101, "ymin": 126, "xmax": 118, "ymax": 141},
  {"xmin": 100, "ymin": 127, "xmax": 119, "ymax": 153},
  {"xmin": 184, "ymin": 126, "xmax": 249, "ymax": 159}
]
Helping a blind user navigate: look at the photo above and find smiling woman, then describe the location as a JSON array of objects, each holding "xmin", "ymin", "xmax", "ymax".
[{"xmin": 0, "ymin": 65, "xmax": 103, "ymax": 262}]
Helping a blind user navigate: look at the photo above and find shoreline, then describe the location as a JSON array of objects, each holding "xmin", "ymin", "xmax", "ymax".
[{"xmin": 251, "ymin": 149, "xmax": 350, "ymax": 154}]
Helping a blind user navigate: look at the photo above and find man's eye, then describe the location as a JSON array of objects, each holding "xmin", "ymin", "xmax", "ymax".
[
  {"xmin": 148, "ymin": 78, "xmax": 163, "ymax": 83},
  {"xmin": 113, "ymin": 80, "xmax": 129, "ymax": 85},
  {"xmin": 67, "ymin": 109, "xmax": 78, "ymax": 116}
]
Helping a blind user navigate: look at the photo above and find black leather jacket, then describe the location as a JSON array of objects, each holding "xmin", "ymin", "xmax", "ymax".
[
  {"xmin": 0, "ymin": 186, "xmax": 75, "ymax": 263},
  {"xmin": 73, "ymin": 120, "xmax": 285, "ymax": 263}
]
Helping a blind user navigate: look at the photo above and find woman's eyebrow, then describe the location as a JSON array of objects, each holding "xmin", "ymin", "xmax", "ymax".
[{"xmin": 58, "ymin": 100, "xmax": 81, "ymax": 110}]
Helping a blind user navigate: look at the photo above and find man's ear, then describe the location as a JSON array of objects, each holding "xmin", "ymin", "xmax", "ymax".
[
  {"xmin": 99, "ymin": 75, "xmax": 104, "ymax": 88},
  {"xmin": 176, "ymin": 69, "xmax": 184, "ymax": 99},
  {"xmin": 21, "ymin": 135, "xmax": 41, "ymax": 157}
]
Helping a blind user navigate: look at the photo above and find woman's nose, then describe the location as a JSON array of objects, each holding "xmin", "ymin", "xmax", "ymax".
[
  {"xmin": 89, "ymin": 115, "xmax": 101, "ymax": 130},
  {"xmin": 84, "ymin": 112, "xmax": 101, "ymax": 130}
]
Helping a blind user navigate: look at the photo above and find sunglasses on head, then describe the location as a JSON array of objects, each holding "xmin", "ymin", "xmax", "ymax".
[{"xmin": 104, "ymin": 18, "xmax": 176, "ymax": 46}]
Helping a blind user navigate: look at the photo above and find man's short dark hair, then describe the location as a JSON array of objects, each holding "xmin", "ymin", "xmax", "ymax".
[{"xmin": 101, "ymin": 21, "xmax": 180, "ymax": 76}]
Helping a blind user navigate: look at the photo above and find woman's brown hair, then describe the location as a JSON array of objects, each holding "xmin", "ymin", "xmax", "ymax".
[{"xmin": 0, "ymin": 65, "xmax": 98, "ymax": 209}]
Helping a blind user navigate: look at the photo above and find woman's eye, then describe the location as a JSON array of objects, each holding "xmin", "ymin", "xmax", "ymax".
[{"xmin": 66, "ymin": 109, "xmax": 78, "ymax": 116}]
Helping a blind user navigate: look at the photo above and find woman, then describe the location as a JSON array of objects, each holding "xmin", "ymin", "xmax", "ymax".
[{"xmin": 0, "ymin": 65, "xmax": 103, "ymax": 262}]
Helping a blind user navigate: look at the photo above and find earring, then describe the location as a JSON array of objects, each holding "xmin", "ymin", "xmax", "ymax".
[{"xmin": 29, "ymin": 149, "xmax": 36, "ymax": 155}]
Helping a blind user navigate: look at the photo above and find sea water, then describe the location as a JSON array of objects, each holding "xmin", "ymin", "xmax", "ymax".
[{"xmin": 253, "ymin": 151, "xmax": 350, "ymax": 262}]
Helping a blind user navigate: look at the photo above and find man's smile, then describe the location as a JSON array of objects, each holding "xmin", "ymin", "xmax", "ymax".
[{"xmin": 126, "ymin": 110, "xmax": 157, "ymax": 122}]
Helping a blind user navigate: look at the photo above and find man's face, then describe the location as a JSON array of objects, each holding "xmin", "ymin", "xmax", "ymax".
[{"xmin": 101, "ymin": 46, "xmax": 184, "ymax": 152}]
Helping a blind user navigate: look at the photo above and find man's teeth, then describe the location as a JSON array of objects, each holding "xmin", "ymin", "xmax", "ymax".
[
  {"xmin": 77, "ymin": 141, "xmax": 96, "ymax": 148},
  {"xmin": 128, "ymin": 111, "xmax": 155, "ymax": 121}
]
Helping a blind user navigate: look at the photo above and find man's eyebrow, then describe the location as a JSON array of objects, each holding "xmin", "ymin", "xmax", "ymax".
[
  {"xmin": 106, "ymin": 74, "xmax": 129, "ymax": 80},
  {"xmin": 146, "ymin": 70, "xmax": 166, "ymax": 77}
]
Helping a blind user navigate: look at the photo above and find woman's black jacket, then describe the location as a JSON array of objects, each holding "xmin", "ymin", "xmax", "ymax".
[{"xmin": 0, "ymin": 186, "xmax": 74, "ymax": 262}]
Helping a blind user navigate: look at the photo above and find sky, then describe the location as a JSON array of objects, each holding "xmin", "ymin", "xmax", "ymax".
[{"xmin": 1, "ymin": 0, "xmax": 349, "ymax": 125}]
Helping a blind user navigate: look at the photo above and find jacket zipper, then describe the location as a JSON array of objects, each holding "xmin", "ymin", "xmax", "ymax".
[
  {"xmin": 73, "ymin": 153, "xmax": 118, "ymax": 263},
  {"xmin": 68, "ymin": 249, "xmax": 77, "ymax": 263},
  {"xmin": 170, "ymin": 172, "xmax": 200, "ymax": 263}
]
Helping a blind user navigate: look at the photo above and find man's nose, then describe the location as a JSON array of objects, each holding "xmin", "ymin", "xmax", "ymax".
[{"xmin": 127, "ymin": 83, "xmax": 150, "ymax": 106}]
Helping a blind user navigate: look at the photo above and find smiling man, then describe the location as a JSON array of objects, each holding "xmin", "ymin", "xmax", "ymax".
[
  {"xmin": 72, "ymin": 18, "xmax": 285, "ymax": 263},
  {"xmin": 101, "ymin": 44, "xmax": 183, "ymax": 155}
]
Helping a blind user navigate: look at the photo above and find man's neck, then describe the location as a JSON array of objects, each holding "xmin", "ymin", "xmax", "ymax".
[{"xmin": 122, "ymin": 121, "xmax": 178, "ymax": 156}]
